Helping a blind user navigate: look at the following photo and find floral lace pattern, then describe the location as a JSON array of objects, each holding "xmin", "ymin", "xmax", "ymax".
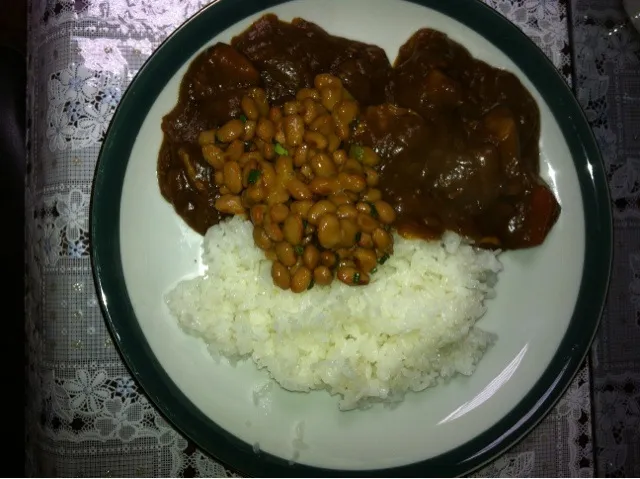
[
  {"xmin": 31, "ymin": 188, "xmax": 91, "ymax": 267},
  {"xmin": 593, "ymin": 373, "xmax": 640, "ymax": 476},
  {"xmin": 572, "ymin": 3, "xmax": 640, "ymax": 220},
  {"xmin": 25, "ymin": 0, "xmax": 593, "ymax": 477},
  {"xmin": 570, "ymin": 0, "xmax": 640, "ymax": 476},
  {"xmin": 473, "ymin": 452, "xmax": 536, "ymax": 478},
  {"xmin": 46, "ymin": 64, "xmax": 122, "ymax": 151}
]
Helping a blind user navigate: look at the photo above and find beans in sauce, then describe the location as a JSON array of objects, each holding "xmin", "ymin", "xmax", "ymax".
[
  {"xmin": 191, "ymin": 75, "xmax": 394, "ymax": 291},
  {"xmin": 157, "ymin": 14, "xmax": 561, "ymax": 293}
]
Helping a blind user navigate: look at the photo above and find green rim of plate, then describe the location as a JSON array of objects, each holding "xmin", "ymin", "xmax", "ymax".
[{"xmin": 90, "ymin": 0, "xmax": 612, "ymax": 476}]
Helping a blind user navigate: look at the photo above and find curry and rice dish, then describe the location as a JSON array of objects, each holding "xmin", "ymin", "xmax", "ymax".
[{"xmin": 160, "ymin": 15, "xmax": 560, "ymax": 409}]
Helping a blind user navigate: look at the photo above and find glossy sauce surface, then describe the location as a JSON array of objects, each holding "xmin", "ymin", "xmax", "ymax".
[{"xmin": 158, "ymin": 15, "xmax": 560, "ymax": 248}]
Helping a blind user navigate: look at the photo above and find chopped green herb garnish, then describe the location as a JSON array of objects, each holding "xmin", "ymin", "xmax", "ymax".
[
  {"xmin": 294, "ymin": 245, "xmax": 304, "ymax": 256},
  {"xmin": 239, "ymin": 114, "xmax": 248, "ymax": 123},
  {"xmin": 247, "ymin": 169, "xmax": 261, "ymax": 185},
  {"xmin": 274, "ymin": 142, "xmax": 289, "ymax": 156},
  {"xmin": 349, "ymin": 144, "xmax": 364, "ymax": 161},
  {"xmin": 378, "ymin": 253, "xmax": 390, "ymax": 265},
  {"xmin": 353, "ymin": 272, "xmax": 361, "ymax": 284},
  {"xmin": 371, "ymin": 267, "xmax": 378, "ymax": 274},
  {"xmin": 355, "ymin": 232, "xmax": 362, "ymax": 243},
  {"xmin": 307, "ymin": 279, "xmax": 315, "ymax": 290},
  {"xmin": 368, "ymin": 202, "xmax": 379, "ymax": 219},
  {"xmin": 302, "ymin": 219, "xmax": 309, "ymax": 230}
]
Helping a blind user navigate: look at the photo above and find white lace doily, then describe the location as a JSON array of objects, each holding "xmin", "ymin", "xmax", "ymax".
[
  {"xmin": 24, "ymin": 0, "xmax": 593, "ymax": 476},
  {"xmin": 571, "ymin": 0, "xmax": 640, "ymax": 476}
]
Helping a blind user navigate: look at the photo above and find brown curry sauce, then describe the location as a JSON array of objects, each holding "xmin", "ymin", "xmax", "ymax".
[{"xmin": 157, "ymin": 14, "xmax": 560, "ymax": 249}]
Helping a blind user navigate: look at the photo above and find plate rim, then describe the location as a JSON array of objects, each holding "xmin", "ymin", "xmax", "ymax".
[{"xmin": 90, "ymin": 0, "xmax": 613, "ymax": 476}]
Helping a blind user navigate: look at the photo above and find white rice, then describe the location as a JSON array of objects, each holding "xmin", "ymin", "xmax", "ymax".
[{"xmin": 166, "ymin": 216, "xmax": 502, "ymax": 410}]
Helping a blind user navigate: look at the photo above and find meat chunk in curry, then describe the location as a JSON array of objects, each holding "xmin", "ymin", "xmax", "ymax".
[
  {"xmin": 158, "ymin": 43, "xmax": 261, "ymax": 234},
  {"xmin": 230, "ymin": 14, "xmax": 392, "ymax": 106},
  {"xmin": 357, "ymin": 28, "xmax": 560, "ymax": 248},
  {"xmin": 157, "ymin": 15, "xmax": 560, "ymax": 252}
]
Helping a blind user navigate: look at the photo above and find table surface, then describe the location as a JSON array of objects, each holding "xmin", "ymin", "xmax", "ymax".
[
  {"xmin": 23, "ymin": 0, "xmax": 639, "ymax": 476},
  {"xmin": 572, "ymin": 0, "xmax": 640, "ymax": 476}
]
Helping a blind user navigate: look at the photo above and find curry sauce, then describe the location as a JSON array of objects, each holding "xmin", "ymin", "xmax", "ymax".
[{"xmin": 158, "ymin": 14, "xmax": 560, "ymax": 249}]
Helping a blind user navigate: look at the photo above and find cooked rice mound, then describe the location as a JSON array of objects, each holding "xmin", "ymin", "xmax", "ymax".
[{"xmin": 166, "ymin": 216, "xmax": 501, "ymax": 410}]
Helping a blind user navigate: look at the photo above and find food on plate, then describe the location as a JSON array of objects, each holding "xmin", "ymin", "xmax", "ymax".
[
  {"xmin": 193, "ymin": 74, "xmax": 395, "ymax": 290},
  {"xmin": 231, "ymin": 14, "xmax": 391, "ymax": 107},
  {"xmin": 158, "ymin": 15, "xmax": 560, "ymax": 254},
  {"xmin": 158, "ymin": 14, "xmax": 559, "ymax": 407},
  {"xmin": 166, "ymin": 216, "xmax": 500, "ymax": 410},
  {"xmin": 371, "ymin": 28, "xmax": 559, "ymax": 248},
  {"xmin": 158, "ymin": 43, "xmax": 262, "ymax": 234}
]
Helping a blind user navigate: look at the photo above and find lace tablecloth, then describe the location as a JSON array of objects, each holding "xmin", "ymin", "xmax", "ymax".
[
  {"xmin": 24, "ymin": 0, "xmax": 595, "ymax": 476},
  {"xmin": 571, "ymin": 0, "xmax": 640, "ymax": 476}
]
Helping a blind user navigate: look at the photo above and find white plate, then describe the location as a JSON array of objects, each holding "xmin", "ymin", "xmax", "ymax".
[{"xmin": 91, "ymin": 0, "xmax": 611, "ymax": 475}]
